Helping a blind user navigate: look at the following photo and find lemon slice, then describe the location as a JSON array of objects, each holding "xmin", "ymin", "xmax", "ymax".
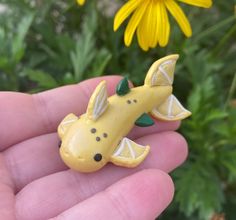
[
  {"xmin": 145, "ymin": 54, "xmax": 179, "ymax": 86},
  {"xmin": 151, "ymin": 94, "xmax": 191, "ymax": 121},
  {"xmin": 110, "ymin": 137, "xmax": 150, "ymax": 168}
]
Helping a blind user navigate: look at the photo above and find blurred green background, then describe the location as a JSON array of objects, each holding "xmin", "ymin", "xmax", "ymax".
[{"xmin": 0, "ymin": 0, "xmax": 236, "ymax": 219}]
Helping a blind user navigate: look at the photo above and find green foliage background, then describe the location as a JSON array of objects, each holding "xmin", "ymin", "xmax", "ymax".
[{"xmin": 0, "ymin": 0, "xmax": 236, "ymax": 219}]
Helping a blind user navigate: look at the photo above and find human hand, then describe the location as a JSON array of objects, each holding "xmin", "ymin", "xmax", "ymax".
[{"xmin": 0, "ymin": 76, "xmax": 188, "ymax": 220}]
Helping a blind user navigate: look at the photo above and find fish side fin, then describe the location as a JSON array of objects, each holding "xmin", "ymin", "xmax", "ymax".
[
  {"xmin": 110, "ymin": 137, "xmax": 150, "ymax": 168},
  {"xmin": 86, "ymin": 81, "xmax": 108, "ymax": 121},
  {"xmin": 135, "ymin": 113, "xmax": 154, "ymax": 127},
  {"xmin": 151, "ymin": 95, "xmax": 191, "ymax": 121},
  {"xmin": 144, "ymin": 54, "xmax": 179, "ymax": 87},
  {"xmin": 58, "ymin": 113, "xmax": 78, "ymax": 138},
  {"xmin": 116, "ymin": 77, "xmax": 130, "ymax": 96}
]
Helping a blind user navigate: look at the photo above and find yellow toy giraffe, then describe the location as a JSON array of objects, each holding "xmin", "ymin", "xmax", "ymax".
[{"xmin": 58, "ymin": 54, "xmax": 191, "ymax": 173}]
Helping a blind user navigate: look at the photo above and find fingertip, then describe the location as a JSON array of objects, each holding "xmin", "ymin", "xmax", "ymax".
[
  {"xmin": 172, "ymin": 120, "xmax": 181, "ymax": 130},
  {"xmin": 156, "ymin": 120, "xmax": 181, "ymax": 131},
  {"xmin": 105, "ymin": 169, "xmax": 175, "ymax": 219},
  {"xmin": 136, "ymin": 131, "xmax": 188, "ymax": 173},
  {"xmin": 135, "ymin": 169, "xmax": 175, "ymax": 214},
  {"xmin": 154, "ymin": 169, "xmax": 175, "ymax": 207},
  {"xmin": 170, "ymin": 131, "xmax": 188, "ymax": 167}
]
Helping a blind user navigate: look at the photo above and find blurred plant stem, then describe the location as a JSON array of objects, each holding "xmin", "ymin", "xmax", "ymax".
[
  {"xmin": 225, "ymin": 73, "xmax": 236, "ymax": 109},
  {"xmin": 211, "ymin": 23, "xmax": 236, "ymax": 56},
  {"xmin": 193, "ymin": 15, "xmax": 236, "ymax": 43}
]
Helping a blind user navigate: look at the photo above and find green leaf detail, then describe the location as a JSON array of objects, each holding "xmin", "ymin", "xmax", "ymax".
[
  {"xmin": 175, "ymin": 162, "xmax": 225, "ymax": 219},
  {"xmin": 135, "ymin": 113, "xmax": 154, "ymax": 127},
  {"xmin": 116, "ymin": 77, "xmax": 130, "ymax": 96}
]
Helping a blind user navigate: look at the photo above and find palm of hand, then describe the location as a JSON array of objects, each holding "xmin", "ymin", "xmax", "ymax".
[{"xmin": 0, "ymin": 76, "xmax": 187, "ymax": 220}]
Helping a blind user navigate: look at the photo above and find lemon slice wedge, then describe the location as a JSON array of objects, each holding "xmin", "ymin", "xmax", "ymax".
[
  {"xmin": 110, "ymin": 137, "xmax": 150, "ymax": 168},
  {"xmin": 151, "ymin": 94, "xmax": 191, "ymax": 121}
]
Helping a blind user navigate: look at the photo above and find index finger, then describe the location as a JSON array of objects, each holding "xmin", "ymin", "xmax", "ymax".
[
  {"xmin": 50, "ymin": 170, "xmax": 174, "ymax": 220},
  {"xmin": 0, "ymin": 76, "xmax": 179, "ymax": 150},
  {"xmin": 0, "ymin": 76, "xmax": 122, "ymax": 150}
]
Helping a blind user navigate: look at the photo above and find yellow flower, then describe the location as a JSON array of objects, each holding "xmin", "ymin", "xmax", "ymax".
[
  {"xmin": 114, "ymin": 0, "xmax": 212, "ymax": 51},
  {"xmin": 77, "ymin": 0, "xmax": 85, "ymax": 5}
]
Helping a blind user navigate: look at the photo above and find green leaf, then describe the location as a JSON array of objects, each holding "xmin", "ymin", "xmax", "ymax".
[
  {"xmin": 187, "ymin": 86, "xmax": 201, "ymax": 115},
  {"xmin": 202, "ymin": 110, "xmax": 228, "ymax": 125},
  {"xmin": 12, "ymin": 13, "xmax": 34, "ymax": 63},
  {"xmin": 62, "ymin": 72, "xmax": 76, "ymax": 85},
  {"xmin": 70, "ymin": 8, "xmax": 97, "ymax": 81},
  {"xmin": 175, "ymin": 162, "xmax": 225, "ymax": 220},
  {"xmin": 220, "ymin": 150, "xmax": 236, "ymax": 180},
  {"xmin": 0, "ymin": 56, "xmax": 8, "ymax": 69},
  {"xmin": 91, "ymin": 48, "xmax": 112, "ymax": 76},
  {"xmin": 24, "ymin": 69, "xmax": 58, "ymax": 89}
]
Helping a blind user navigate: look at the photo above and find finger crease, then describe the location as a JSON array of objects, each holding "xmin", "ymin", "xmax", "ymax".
[
  {"xmin": 32, "ymin": 93, "xmax": 54, "ymax": 133},
  {"xmin": 104, "ymin": 187, "xmax": 132, "ymax": 220}
]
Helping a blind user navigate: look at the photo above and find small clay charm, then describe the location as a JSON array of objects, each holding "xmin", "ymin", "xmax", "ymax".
[{"xmin": 58, "ymin": 54, "xmax": 191, "ymax": 173}]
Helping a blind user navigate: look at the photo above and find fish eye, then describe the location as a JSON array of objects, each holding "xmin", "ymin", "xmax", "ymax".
[{"xmin": 94, "ymin": 153, "xmax": 102, "ymax": 162}]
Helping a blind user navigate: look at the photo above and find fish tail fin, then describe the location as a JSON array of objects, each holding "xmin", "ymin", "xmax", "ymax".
[
  {"xmin": 144, "ymin": 54, "xmax": 179, "ymax": 87},
  {"xmin": 145, "ymin": 54, "xmax": 191, "ymax": 121},
  {"xmin": 150, "ymin": 94, "xmax": 191, "ymax": 121}
]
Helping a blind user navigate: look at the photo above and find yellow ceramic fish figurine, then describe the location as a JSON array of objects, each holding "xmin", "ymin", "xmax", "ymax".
[{"xmin": 58, "ymin": 54, "xmax": 191, "ymax": 173}]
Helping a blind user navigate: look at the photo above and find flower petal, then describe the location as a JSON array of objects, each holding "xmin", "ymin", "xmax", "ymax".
[
  {"xmin": 113, "ymin": 0, "xmax": 143, "ymax": 31},
  {"xmin": 150, "ymin": 2, "xmax": 160, "ymax": 48},
  {"xmin": 77, "ymin": 0, "xmax": 85, "ymax": 5},
  {"xmin": 177, "ymin": 0, "xmax": 212, "ymax": 8},
  {"xmin": 165, "ymin": 0, "xmax": 192, "ymax": 37},
  {"xmin": 124, "ymin": 1, "xmax": 149, "ymax": 47},
  {"xmin": 157, "ymin": 1, "xmax": 170, "ymax": 47},
  {"xmin": 147, "ymin": 0, "xmax": 159, "ymax": 48},
  {"xmin": 137, "ymin": 17, "xmax": 149, "ymax": 51},
  {"xmin": 137, "ymin": 0, "xmax": 159, "ymax": 50}
]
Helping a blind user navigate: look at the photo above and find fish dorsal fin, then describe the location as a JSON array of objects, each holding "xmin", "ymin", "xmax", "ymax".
[
  {"xmin": 145, "ymin": 54, "xmax": 179, "ymax": 87},
  {"xmin": 58, "ymin": 113, "xmax": 78, "ymax": 138},
  {"xmin": 110, "ymin": 137, "xmax": 150, "ymax": 168},
  {"xmin": 86, "ymin": 81, "xmax": 108, "ymax": 121},
  {"xmin": 116, "ymin": 77, "xmax": 130, "ymax": 96},
  {"xmin": 135, "ymin": 113, "xmax": 154, "ymax": 127},
  {"xmin": 151, "ymin": 95, "xmax": 191, "ymax": 121}
]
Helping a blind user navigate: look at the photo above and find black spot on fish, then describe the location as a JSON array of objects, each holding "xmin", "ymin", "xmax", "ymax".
[
  {"xmin": 94, "ymin": 153, "xmax": 102, "ymax": 162},
  {"xmin": 133, "ymin": 99, "xmax": 137, "ymax": 103},
  {"xmin": 127, "ymin": 100, "xmax": 131, "ymax": 104},
  {"xmin": 91, "ymin": 128, "xmax": 96, "ymax": 133},
  {"xmin": 103, "ymin": 133, "xmax": 108, "ymax": 138},
  {"xmin": 96, "ymin": 137, "xmax": 101, "ymax": 142}
]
